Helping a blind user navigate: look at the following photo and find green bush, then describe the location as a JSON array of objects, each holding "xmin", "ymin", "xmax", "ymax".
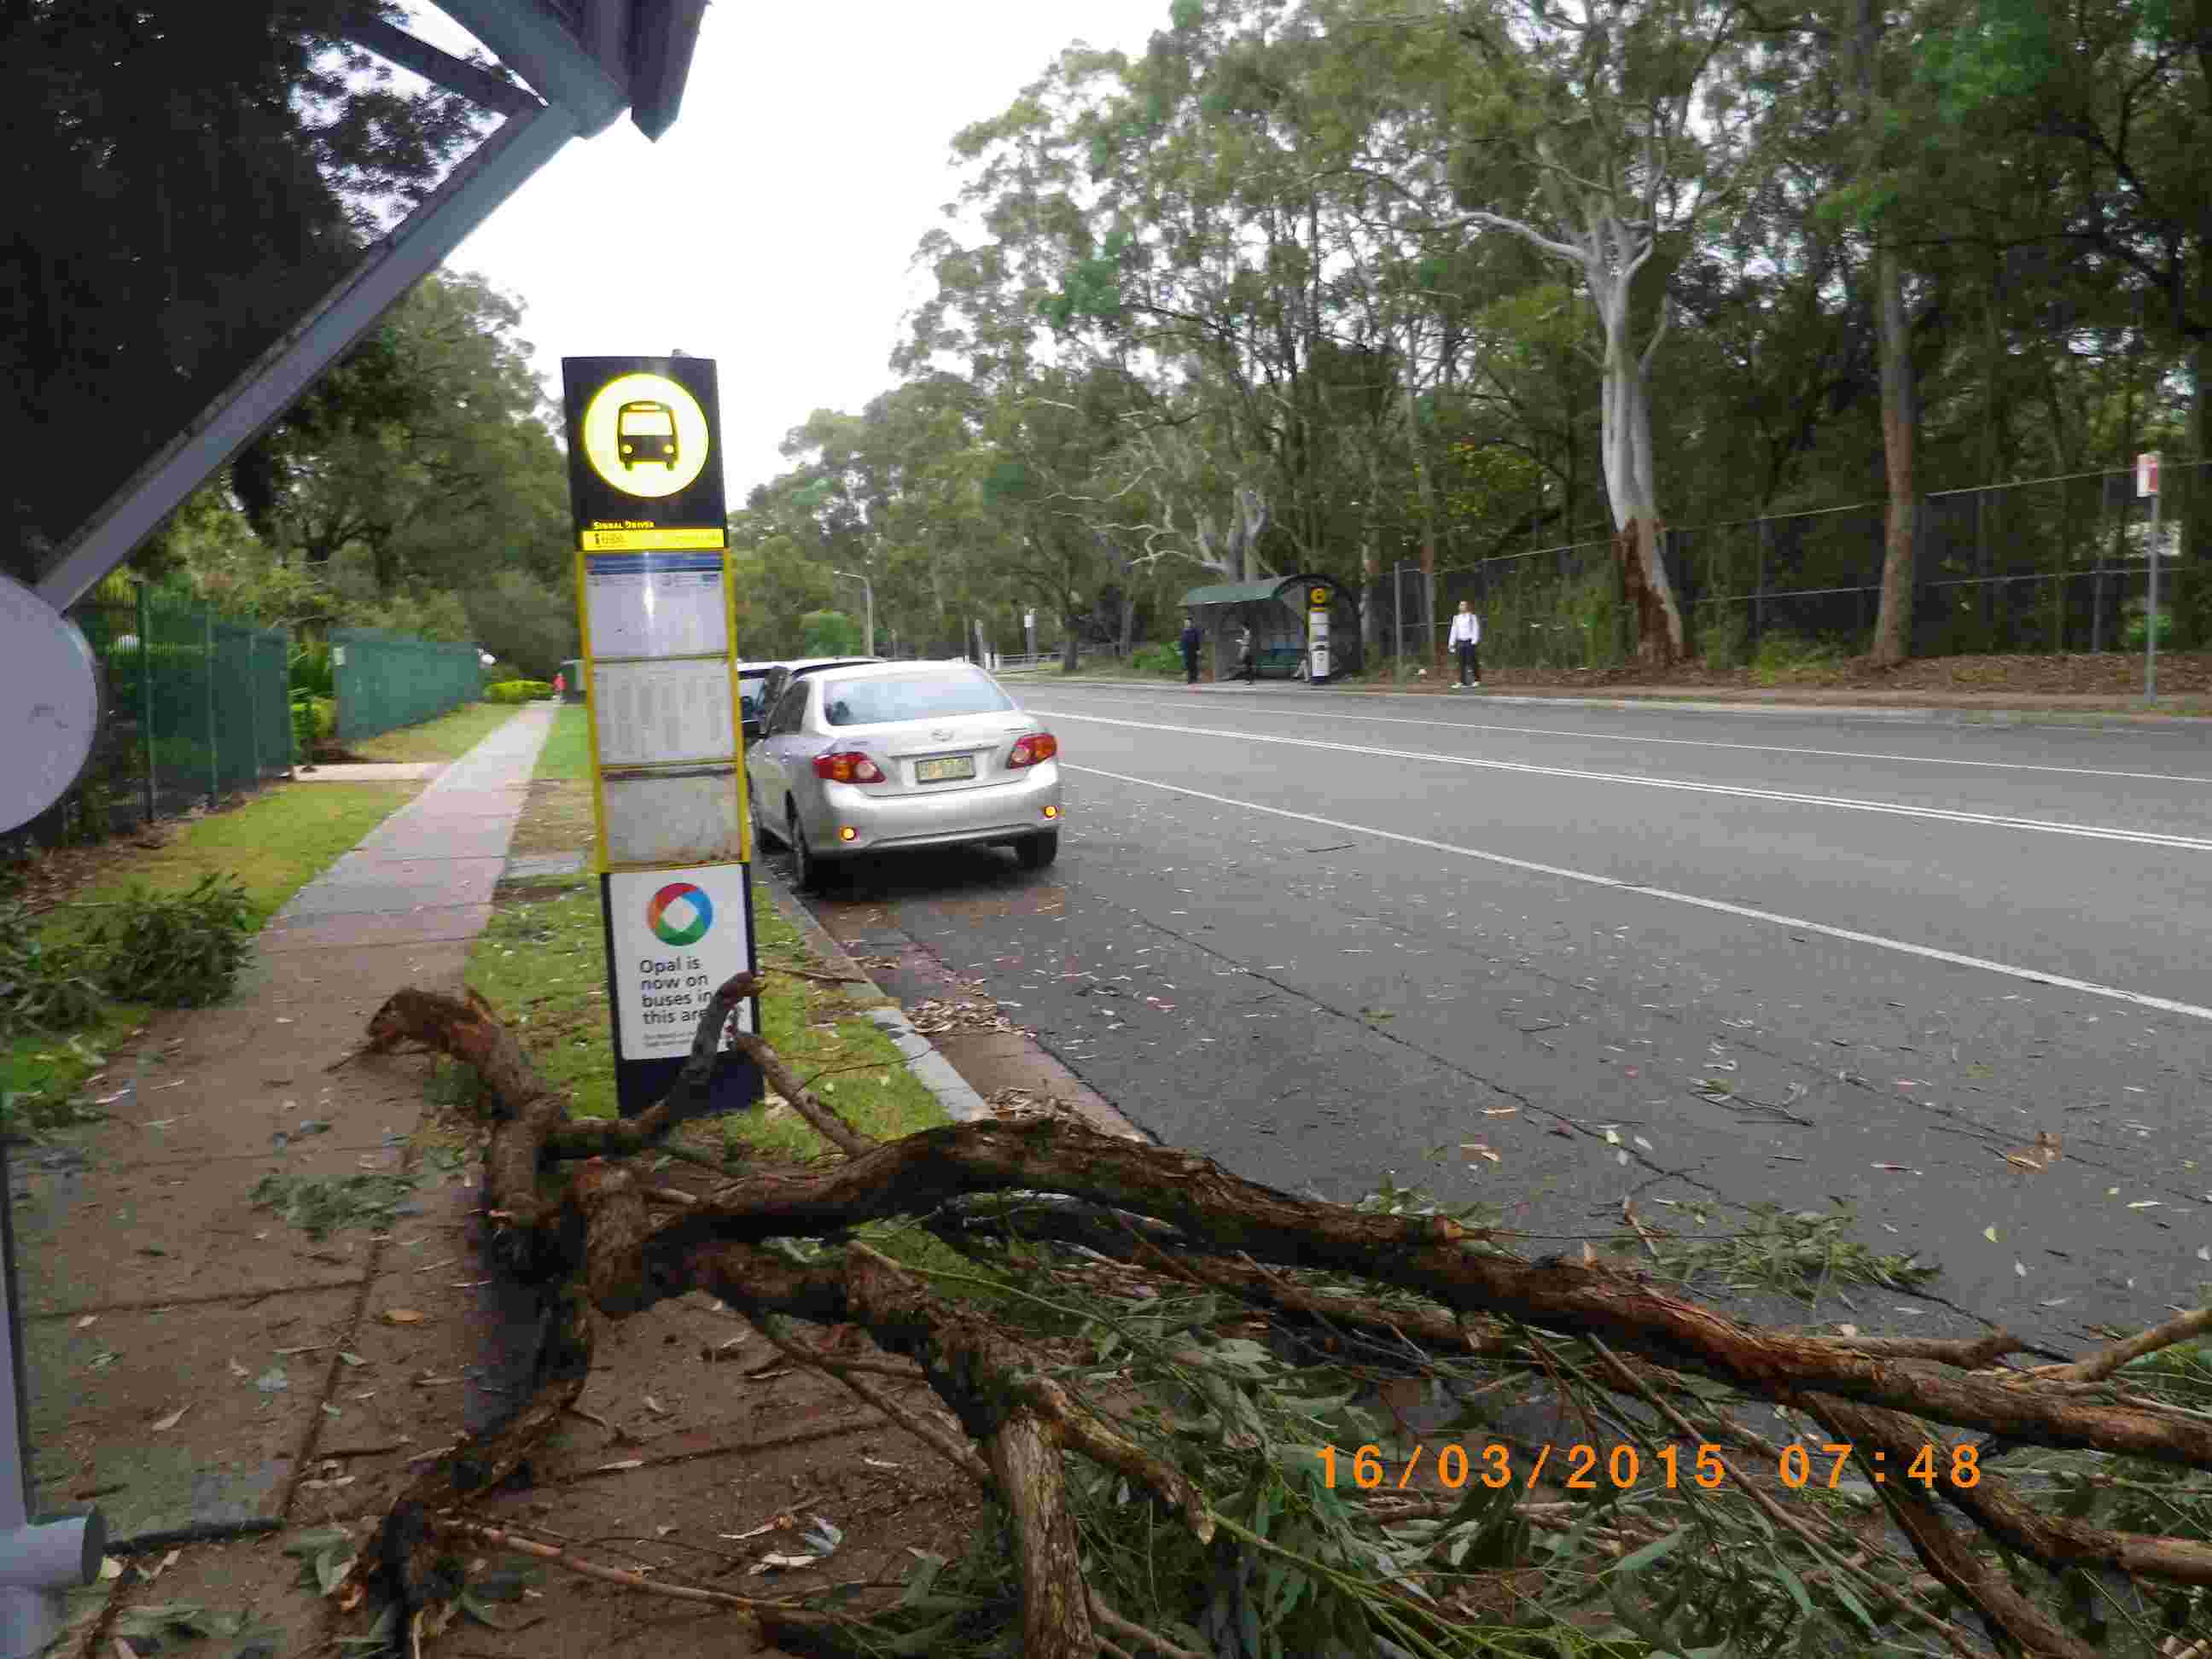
[
  {"xmin": 1132, "ymin": 643, "xmax": 1182, "ymax": 677},
  {"xmin": 289, "ymin": 642, "xmax": 335, "ymax": 699},
  {"xmin": 288, "ymin": 693, "xmax": 335, "ymax": 760},
  {"xmin": 1699, "ymin": 605, "xmax": 1751, "ymax": 671},
  {"xmin": 1749, "ymin": 629, "xmax": 1845, "ymax": 685},
  {"xmin": 2122, "ymin": 606, "xmax": 2176, "ymax": 651},
  {"xmin": 87, "ymin": 874, "xmax": 256, "ymax": 1007},
  {"xmin": 0, "ymin": 876, "xmax": 254, "ymax": 1039},
  {"xmin": 0, "ymin": 905, "xmax": 106, "ymax": 1040},
  {"xmin": 485, "ymin": 679, "xmax": 553, "ymax": 704}
]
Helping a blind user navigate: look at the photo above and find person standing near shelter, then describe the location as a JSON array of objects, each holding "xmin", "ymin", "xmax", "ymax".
[
  {"xmin": 1447, "ymin": 599, "xmax": 1481, "ymax": 689},
  {"xmin": 1235, "ymin": 621, "xmax": 1256, "ymax": 683},
  {"xmin": 1179, "ymin": 614, "xmax": 1203, "ymax": 687}
]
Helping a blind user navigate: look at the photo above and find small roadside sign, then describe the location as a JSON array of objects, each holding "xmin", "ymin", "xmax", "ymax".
[
  {"xmin": 2138, "ymin": 452, "xmax": 2161, "ymax": 498},
  {"xmin": 561, "ymin": 357, "xmax": 728, "ymax": 551},
  {"xmin": 562, "ymin": 353, "xmax": 758, "ymax": 1120},
  {"xmin": 607, "ymin": 864, "xmax": 757, "ymax": 1060}
]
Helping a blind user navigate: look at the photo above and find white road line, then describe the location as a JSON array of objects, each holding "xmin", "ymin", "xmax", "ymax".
[
  {"xmin": 1038, "ymin": 690, "xmax": 2212, "ymax": 786},
  {"xmin": 1033, "ymin": 708, "xmax": 2212, "ymax": 853},
  {"xmin": 1066, "ymin": 762, "xmax": 2212, "ymax": 1023}
]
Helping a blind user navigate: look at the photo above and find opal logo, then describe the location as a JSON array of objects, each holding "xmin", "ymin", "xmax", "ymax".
[{"xmin": 645, "ymin": 882, "xmax": 713, "ymax": 946}]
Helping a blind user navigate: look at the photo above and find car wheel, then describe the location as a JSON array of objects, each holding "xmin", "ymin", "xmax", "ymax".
[
  {"xmin": 789, "ymin": 805, "xmax": 830, "ymax": 894},
  {"xmin": 1016, "ymin": 830, "xmax": 1059, "ymax": 871}
]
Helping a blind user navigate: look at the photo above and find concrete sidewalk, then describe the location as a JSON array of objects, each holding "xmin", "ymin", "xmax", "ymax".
[
  {"xmin": 20, "ymin": 703, "xmax": 983, "ymax": 1659},
  {"xmin": 1006, "ymin": 672, "xmax": 2212, "ymax": 726},
  {"xmin": 15, "ymin": 707, "xmax": 556, "ymax": 1617}
]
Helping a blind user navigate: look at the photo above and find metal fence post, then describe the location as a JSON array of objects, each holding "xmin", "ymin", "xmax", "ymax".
[
  {"xmin": 136, "ymin": 584, "xmax": 154, "ymax": 826},
  {"xmin": 1753, "ymin": 516, "xmax": 1768, "ymax": 647},
  {"xmin": 244, "ymin": 627, "xmax": 260, "ymax": 784},
  {"xmin": 202, "ymin": 602, "xmax": 218, "ymax": 809},
  {"xmin": 1394, "ymin": 562, "xmax": 1405, "ymax": 675}
]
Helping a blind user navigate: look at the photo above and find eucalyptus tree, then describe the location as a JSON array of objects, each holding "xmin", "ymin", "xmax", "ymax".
[{"xmin": 1421, "ymin": 0, "xmax": 1756, "ymax": 664}]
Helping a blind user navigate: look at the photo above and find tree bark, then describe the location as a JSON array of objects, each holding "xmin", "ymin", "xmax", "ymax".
[
  {"xmin": 348, "ymin": 976, "xmax": 2212, "ymax": 1654},
  {"xmin": 1860, "ymin": 0, "xmax": 1919, "ymax": 669}
]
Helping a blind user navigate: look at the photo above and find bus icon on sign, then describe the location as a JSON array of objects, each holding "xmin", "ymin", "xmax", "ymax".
[
  {"xmin": 1309, "ymin": 586, "xmax": 1329, "ymax": 608},
  {"xmin": 617, "ymin": 400, "xmax": 678, "ymax": 469}
]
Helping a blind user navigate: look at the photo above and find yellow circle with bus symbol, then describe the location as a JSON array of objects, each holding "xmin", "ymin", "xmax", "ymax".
[
  {"xmin": 1309, "ymin": 586, "xmax": 1329, "ymax": 608},
  {"xmin": 579, "ymin": 373, "xmax": 710, "ymax": 498}
]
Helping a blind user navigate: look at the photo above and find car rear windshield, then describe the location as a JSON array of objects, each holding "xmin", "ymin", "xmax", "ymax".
[{"xmin": 821, "ymin": 672, "xmax": 1015, "ymax": 728}]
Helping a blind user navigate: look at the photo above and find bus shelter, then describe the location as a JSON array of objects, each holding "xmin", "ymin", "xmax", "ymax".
[{"xmin": 1179, "ymin": 573, "xmax": 1357, "ymax": 684}]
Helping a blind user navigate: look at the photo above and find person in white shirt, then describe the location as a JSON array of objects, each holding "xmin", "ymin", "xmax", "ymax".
[{"xmin": 1447, "ymin": 599, "xmax": 1481, "ymax": 689}]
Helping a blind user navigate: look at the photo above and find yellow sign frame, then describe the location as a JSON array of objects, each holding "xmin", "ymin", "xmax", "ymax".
[{"xmin": 573, "ymin": 546, "xmax": 752, "ymax": 875}]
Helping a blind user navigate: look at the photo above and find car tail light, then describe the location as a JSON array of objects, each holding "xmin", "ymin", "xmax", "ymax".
[
  {"xmin": 812, "ymin": 750, "xmax": 886, "ymax": 783},
  {"xmin": 1008, "ymin": 731, "xmax": 1059, "ymax": 769}
]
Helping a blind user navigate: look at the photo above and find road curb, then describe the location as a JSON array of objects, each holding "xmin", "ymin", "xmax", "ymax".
[
  {"xmin": 752, "ymin": 863, "xmax": 990, "ymax": 1124},
  {"xmin": 862, "ymin": 1008, "xmax": 991, "ymax": 1123},
  {"xmin": 1007, "ymin": 675, "xmax": 2210, "ymax": 730}
]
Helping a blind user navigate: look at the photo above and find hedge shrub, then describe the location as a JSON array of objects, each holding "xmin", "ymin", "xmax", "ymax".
[
  {"xmin": 485, "ymin": 679, "xmax": 554, "ymax": 703},
  {"xmin": 290, "ymin": 694, "xmax": 335, "ymax": 759}
]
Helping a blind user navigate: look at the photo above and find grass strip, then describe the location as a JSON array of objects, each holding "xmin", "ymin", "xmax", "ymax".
[
  {"xmin": 532, "ymin": 704, "xmax": 592, "ymax": 782},
  {"xmin": 7, "ymin": 778, "xmax": 421, "ymax": 1109},
  {"xmin": 351, "ymin": 700, "xmax": 523, "ymax": 763},
  {"xmin": 462, "ymin": 870, "xmax": 949, "ymax": 1153}
]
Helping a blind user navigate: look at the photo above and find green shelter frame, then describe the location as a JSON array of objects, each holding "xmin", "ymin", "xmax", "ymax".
[{"xmin": 1179, "ymin": 573, "xmax": 1359, "ymax": 682}]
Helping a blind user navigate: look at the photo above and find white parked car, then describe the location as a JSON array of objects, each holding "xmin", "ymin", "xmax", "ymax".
[{"xmin": 746, "ymin": 660, "xmax": 1062, "ymax": 890}]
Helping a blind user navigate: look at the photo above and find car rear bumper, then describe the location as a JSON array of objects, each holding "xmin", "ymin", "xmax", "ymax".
[{"xmin": 801, "ymin": 765, "xmax": 1062, "ymax": 859}]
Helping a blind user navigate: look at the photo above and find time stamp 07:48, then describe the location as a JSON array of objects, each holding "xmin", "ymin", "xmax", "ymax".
[{"xmin": 1318, "ymin": 1441, "xmax": 1982, "ymax": 1493}]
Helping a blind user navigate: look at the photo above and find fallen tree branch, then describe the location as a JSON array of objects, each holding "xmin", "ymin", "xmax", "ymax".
[
  {"xmin": 729, "ymin": 1027, "xmax": 876, "ymax": 1157},
  {"xmin": 349, "ymin": 974, "xmax": 2212, "ymax": 1657},
  {"xmin": 2040, "ymin": 1306, "xmax": 2212, "ymax": 1384},
  {"xmin": 428, "ymin": 1516, "xmax": 863, "ymax": 1642},
  {"xmin": 755, "ymin": 1313, "xmax": 992, "ymax": 1489}
]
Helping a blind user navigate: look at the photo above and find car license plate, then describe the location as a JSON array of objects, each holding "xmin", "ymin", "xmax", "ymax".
[{"xmin": 914, "ymin": 754, "xmax": 975, "ymax": 783}]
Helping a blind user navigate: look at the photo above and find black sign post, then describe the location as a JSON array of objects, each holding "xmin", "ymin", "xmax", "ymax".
[{"xmin": 560, "ymin": 357, "xmax": 760, "ymax": 1120}]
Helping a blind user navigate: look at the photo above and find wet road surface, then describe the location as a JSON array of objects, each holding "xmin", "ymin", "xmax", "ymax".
[{"xmin": 771, "ymin": 682, "xmax": 2212, "ymax": 1348}]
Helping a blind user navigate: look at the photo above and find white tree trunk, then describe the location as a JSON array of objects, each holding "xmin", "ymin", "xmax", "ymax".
[{"xmin": 1472, "ymin": 209, "xmax": 1688, "ymax": 664}]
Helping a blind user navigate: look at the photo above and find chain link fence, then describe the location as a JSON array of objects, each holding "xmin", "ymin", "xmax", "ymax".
[
  {"xmin": 331, "ymin": 626, "xmax": 482, "ymax": 745},
  {"xmin": 1353, "ymin": 461, "xmax": 2207, "ymax": 671},
  {"xmin": 14, "ymin": 588, "xmax": 292, "ymax": 850}
]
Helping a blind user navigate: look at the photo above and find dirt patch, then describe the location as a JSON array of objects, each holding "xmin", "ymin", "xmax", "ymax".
[
  {"xmin": 492, "ymin": 882, "xmax": 588, "ymax": 906},
  {"xmin": 505, "ymin": 780, "xmax": 597, "ymax": 858},
  {"xmin": 8, "ymin": 827, "xmax": 182, "ymax": 913}
]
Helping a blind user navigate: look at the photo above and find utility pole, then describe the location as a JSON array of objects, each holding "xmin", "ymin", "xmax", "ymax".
[
  {"xmin": 2139, "ymin": 452, "xmax": 2163, "ymax": 699},
  {"xmin": 833, "ymin": 568, "xmax": 874, "ymax": 657}
]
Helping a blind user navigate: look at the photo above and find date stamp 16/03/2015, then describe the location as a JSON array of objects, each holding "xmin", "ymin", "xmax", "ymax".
[{"xmin": 1318, "ymin": 1441, "xmax": 1982, "ymax": 1493}]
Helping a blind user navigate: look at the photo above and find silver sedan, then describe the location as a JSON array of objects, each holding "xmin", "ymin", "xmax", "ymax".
[{"xmin": 745, "ymin": 661, "xmax": 1062, "ymax": 890}]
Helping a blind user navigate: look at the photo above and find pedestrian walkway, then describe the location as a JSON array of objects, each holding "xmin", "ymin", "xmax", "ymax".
[
  {"xmin": 15, "ymin": 700, "xmax": 972, "ymax": 1659},
  {"xmin": 13, "ymin": 704, "xmax": 555, "ymax": 1560}
]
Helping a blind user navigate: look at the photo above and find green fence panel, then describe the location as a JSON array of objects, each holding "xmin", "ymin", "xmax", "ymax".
[
  {"xmin": 143, "ymin": 591, "xmax": 218, "ymax": 814},
  {"xmin": 211, "ymin": 618, "xmax": 261, "ymax": 792},
  {"xmin": 331, "ymin": 627, "xmax": 481, "ymax": 745},
  {"xmin": 17, "ymin": 590, "xmax": 294, "ymax": 851}
]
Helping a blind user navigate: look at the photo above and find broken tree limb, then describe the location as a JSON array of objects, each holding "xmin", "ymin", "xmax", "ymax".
[
  {"xmin": 1807, "ymin": 1394, "xmax": 2102, "ymax": 1659},
  {"xmin": 754, "ymin": 1312, "xmax": 992, "ymax": 1489},
  {"xmin": 662, "ymin": 1115, "xmax": 2212, "ymax": 1469},
  {"xmin": 728, "ymin": 1029, "xmax": 876, "ymax": 1156},
  {"xmin": 350, "ymin": 974, "xmax": 2212, "ymax": 1655},
  {"xmin": 2041, "ymin": 1306, "xmax": 2212, "ymax": 1384}
]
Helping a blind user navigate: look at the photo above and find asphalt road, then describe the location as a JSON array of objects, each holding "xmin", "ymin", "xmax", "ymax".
[{"xmin": 783, "ymin": 681, "xmax": 2212, "ymax": 1350}]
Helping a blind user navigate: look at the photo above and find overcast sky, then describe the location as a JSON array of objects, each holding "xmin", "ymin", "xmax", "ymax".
[{"xmin": 408, "ymin": 3, "xmax": 1171, "ymax": 504}]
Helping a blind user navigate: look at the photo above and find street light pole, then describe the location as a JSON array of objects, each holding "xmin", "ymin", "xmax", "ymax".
[{"xmin": 832, "ymin": 568, "xmax": 875, "ymax": 657}]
